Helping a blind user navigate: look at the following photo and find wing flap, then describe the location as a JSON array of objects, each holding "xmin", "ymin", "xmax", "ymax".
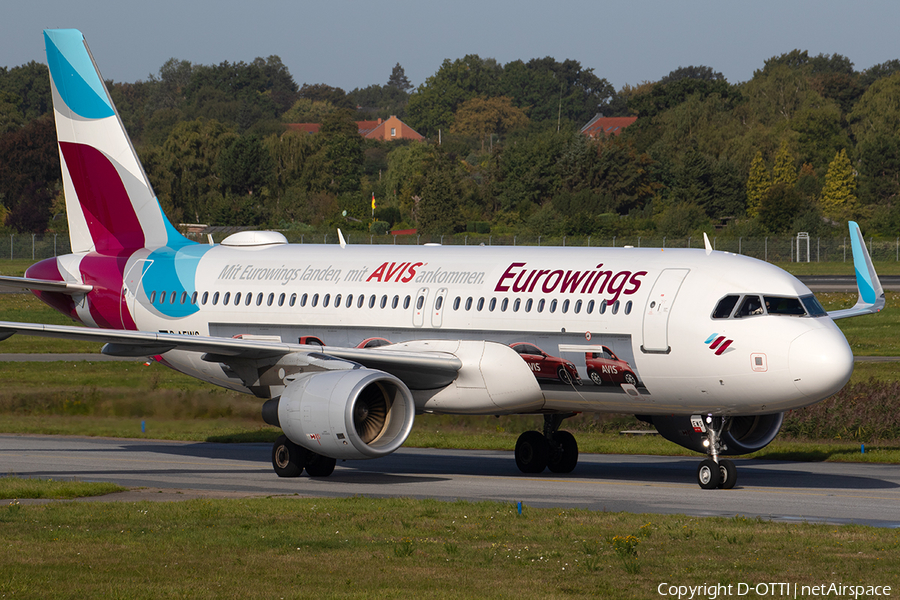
[{"xmin": 0, "ymin": 320, "xmax": 462, "ymax": 389}]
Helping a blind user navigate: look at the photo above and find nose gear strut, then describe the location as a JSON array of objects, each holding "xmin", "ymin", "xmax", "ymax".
[{"xmin": 694, "ymin": 414, "xmax": 737, "ymax": 490}]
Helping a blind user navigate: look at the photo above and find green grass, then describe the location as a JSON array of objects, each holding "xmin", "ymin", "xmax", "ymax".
[
  {"xmin": 0, "ymin": 477, "xmax": 125, "ymax": 499},
  {"xmin": 0, "ymin": 496, "xmax": 897, "ymax": 599}
]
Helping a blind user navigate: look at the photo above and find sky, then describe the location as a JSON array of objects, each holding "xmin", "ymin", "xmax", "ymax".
[{"xmin": 3, "ymin": 1, "xmax": 900, "ymax": 93}]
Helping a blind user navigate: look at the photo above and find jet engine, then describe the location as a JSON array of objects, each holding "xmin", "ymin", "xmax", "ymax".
[
  {"xmin": 639, "ymin": 413, "xmax": 784, "ymax": 455},
  {"xmin": 264, "ymin": 369, "xmax": 415, "ymax": 460}
]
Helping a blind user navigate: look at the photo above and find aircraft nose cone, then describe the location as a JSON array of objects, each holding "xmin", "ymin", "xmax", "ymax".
[{"xmin": 789, "ymin": 327, "xmax": 853, "ymax": 400}]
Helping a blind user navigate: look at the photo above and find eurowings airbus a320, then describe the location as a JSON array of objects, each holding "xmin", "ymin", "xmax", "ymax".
[{"xmin": 0, "ymin": 30, "xmax": 885, "ymax": 489}]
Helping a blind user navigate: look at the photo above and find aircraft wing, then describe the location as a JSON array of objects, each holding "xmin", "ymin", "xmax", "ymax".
[
  {"xmin": 827, "ymin": 221, "xmax": 885, "ymax": 320},
  {"xmin": 0, "ymin": 275, "xmax": 92, "ymax": 294},
  {"xmin": 0, "ymin": 320, "xmax": 462, "ymax": 390}
]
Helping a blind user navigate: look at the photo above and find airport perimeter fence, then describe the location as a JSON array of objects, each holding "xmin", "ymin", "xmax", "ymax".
[{"xmin": 3, "ymin": 232, "xmax": 900, "ymax": 263}]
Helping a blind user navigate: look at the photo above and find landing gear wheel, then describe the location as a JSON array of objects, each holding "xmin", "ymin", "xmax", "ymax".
[
  {"xmin": 697, "ymin": 458, "xmax": 721, "ymax": 489},
  {"xmin": 305, "ymin": 452, "xmax": 337, "ymax": 477},
  {"xmin": 272, "ymin": 435, "xmax": 306, "ymax": 478},
  {"xmin": 515, "ymin": 430, "xmax": 550, "ymax": 473},
  {"xmin": 557, "ymin": 367, "xmax": 572, "ymax": 385},
  {"xmin": 547, "ymin": 430, "xmax": 579, "ymax": 473},
  {"xmin": 717, "ymin": 459, "xmax": 737, "ymax": 489},
  {"xmin": 588, "ymin": 371, "xmax": 603, "ymax": 386}
]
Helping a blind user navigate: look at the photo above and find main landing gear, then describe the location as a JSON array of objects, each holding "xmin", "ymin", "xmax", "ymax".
[
  {"xmin": 693, "ymin": 415, "xmax": 737, "ymax": 490},
  {"xmin": 514, "ymin": 413, "xmax": 579, "ymax": 474},
  {"xmin": 271, "ymin": 434, "xmax": 337, "ymax": 478}
]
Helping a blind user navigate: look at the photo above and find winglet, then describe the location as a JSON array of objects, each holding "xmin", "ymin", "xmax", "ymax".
[
  {"xmin": 828, "ymin": 221, "xmax": 885, "ymax": 320},
  {"xmin": 338, "ymin": 229, "xmax": 347, "ymax": 249},
  {"xmin": 703, "ymin": 232, "xmax": 713, "ymax": 255}
]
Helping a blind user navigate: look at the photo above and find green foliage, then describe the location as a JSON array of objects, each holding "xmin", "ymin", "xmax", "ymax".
[
  {"xmin": 450, "ymin": 96, "xmax": 529, "ymax": 146},
  {"xmin": 281, "ymin": 98, "xmax": 337, "ymax": 123},
  {"xmin": 758, "ymin": 182, "xmax": 811, "ymax": 233},
  {"xmin": 146, "ymin": 118, "xmax": 238, "ymax": 223},
  {"xmin": 820, "ymin": 149, "xmax": 858, "ymax": 222},
  {"xmin": 746, "ymin": 151, "xmax": 770, "ymax": 217},
  {"xmin": 0, "ymin": 115, "xmax": 59, "ymax": 232},
  {"xmin": 219, "ymin": 135, "xmax": 275, "ymax": 196},
  {"xmin": 407, "ymin": 55, "xmax": 502, "ymax": 136},
  {"xmin": 772, "ymin": 139, "xmax": 797, "ymax": 187}
]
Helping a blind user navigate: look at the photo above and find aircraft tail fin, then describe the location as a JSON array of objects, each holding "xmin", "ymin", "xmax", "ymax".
[
  {"xmin": 44, "ymin": 29, "xmax": 190, "ymax": 254},
  {"xmin": 828, "ymin": 221, "xmax": 885, "ymax": 320}
]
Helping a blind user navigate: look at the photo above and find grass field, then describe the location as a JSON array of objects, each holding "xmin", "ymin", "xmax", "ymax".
[{"xmin": 0, "ymin": 495, "xmax": 897, "ymax": 599}]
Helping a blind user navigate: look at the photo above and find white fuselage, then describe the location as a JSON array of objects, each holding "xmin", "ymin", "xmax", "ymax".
[{"xmin": 113, "ymin": 241, "xmax": 853, "ymax": 417}]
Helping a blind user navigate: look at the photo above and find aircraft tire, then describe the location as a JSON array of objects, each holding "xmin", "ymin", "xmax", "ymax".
[
  {"xmin": 515, "ymin": 430, "xmax": 550, "ymax": 474},
  {"xmin": 305, "ymin": 452, "xmax": 337, "ymax": 477},
  {"xmin": 272, "ymin": 435, "xmax": 306, "ymax": 478},
  {"xmin": 547, "ymin": 430, "xmax": 579, "ymax": 473},
  {"xmin": 718, "ymin": 459, "xmax": 737, "ymax": 489},
  {"xmin": 697, "ymin": 458, "xmax": 722, "ymax": 489}
]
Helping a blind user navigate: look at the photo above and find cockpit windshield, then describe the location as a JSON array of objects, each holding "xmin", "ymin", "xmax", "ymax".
[{"xmin": 712, "ymin": 293, "xmax": 826, "ymax": 319}]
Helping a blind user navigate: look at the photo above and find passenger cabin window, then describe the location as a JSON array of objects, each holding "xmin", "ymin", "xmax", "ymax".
[{"xmin": 222, "ymin": 292, "xmax": 230, "ymax": 305}]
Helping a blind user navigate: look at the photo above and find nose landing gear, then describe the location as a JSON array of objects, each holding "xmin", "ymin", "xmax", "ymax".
[{"xmin": 693, "ymin": 415, "xmax": 737, "ymax": 490}]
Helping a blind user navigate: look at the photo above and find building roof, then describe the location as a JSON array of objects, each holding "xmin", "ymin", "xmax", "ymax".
[
  {"xmin": 581, "ymin": 115, "xmax": 638, "ymax": 138},
  {"xmin": 286, "ymin": 116, "xmax": 423, "ymax": 141}
]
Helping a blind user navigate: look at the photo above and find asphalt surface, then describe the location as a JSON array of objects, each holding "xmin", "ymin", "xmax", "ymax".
[
  {"xmin": 798, "ymin": 274, "xmax": 900, "ymax": 292},
  {"xmin": 3, "ymin": 434, "xmax": 899, "ymax": 528}
]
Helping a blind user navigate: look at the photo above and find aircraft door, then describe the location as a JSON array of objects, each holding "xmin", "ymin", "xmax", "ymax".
[
  {"xmin": 413, "ymin": 287, "xmax": 429, "ymax": 327},
  {"xmin": 641, "ymin": 268, "xmax": 689, "ymax": 354},
  {"xmin": 431, "ymin": 287, "xmax": 448, "ymax": 327}
]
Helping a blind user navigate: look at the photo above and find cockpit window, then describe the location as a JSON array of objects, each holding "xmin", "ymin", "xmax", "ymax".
[
  {"xmin": 763, "ymin": 296, "xmax": 806, "ymax": 316},
  {"xmin": 800, "ymin": 294, "xmax": 827, "ymax": 318},
  {"xmin": 735, "ymin": 295, "xmax": 764, "ymax": 318},
  {"xmin": 714, "ymin": 293, "xmax": 819, "ymax": 319},
  {"xmin": 712, "ymin": 295, "xmax": 739, "ymax": 319}
]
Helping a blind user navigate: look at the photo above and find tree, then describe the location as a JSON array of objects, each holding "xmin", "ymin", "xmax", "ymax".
[
  {"xmin": 406, "ymin": 55, "xmax": 502, "ymax": 136},
  {"xmin": 387, "ymin": 63, "xmax": 412, "ymax": 92},
  {"xmin": 849, "ymin": 73, "xmax": 900, "ymax": 148},
  {"xmin": 219, "ymin": 135, "xmax": 275, "ymax": 196},
  {"xmin": 318, "ymin": 109, "xmax": 363, "ymax": 194},
  {"xmin": 450, "ymin": 96, "xmax": 529, "ymax": 148},
  {"xmin": 0, "ymin": 115, "xmax": 59, "ymax": 232},
  {"xmin": 820, "ymin": 149, "xmax": 858, "ymax": 222},
  {"xmin": 857, "ymin": 133, "xmax": 900, "ymax": 206},
  {"xmin": 498, "ymin": 57, "xmax": 616, "ymax": 125},
  {"xmin": 758, "ymin": 183, "xmax": 810, "ymax": 233},
  {"xmin": 746, "ymin": 151, "xmax": 771, "ymax": 217},
  {"xmin": 281, "ymin": 98, "xmax": 337, "ymax": 123},
  {"xmin": 659, "ymin": 65, "xmax": 724, "ymax": 84},
  {"xmin": 0, "ymin": 91, "xmax": 25, "ymax": 134},
  {"xmin": 147, "ymin": 119, "xmax": 238, "ymax": 223},
  {"xmin": 772, "ymin": 140, "xmax": 797, "ymax": 187}
]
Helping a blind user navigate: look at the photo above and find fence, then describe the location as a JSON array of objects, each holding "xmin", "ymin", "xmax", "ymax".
[{"xmin": 4, "ymin": 232, "xmax": 899, "ymax": 263}]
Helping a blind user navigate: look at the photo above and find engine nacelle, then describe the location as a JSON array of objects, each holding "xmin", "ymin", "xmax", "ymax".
[
  {"xmin": 641, "ymin": 413, "xmax": 784, "ymax": 455},
  {"xmin": 272, "ymin": 369, "xmax": 415, "ymax": 460}
]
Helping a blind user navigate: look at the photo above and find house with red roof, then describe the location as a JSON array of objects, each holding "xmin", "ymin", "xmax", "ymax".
[
  {"xmin": 287, "ymin": 116, "xmax": 423, "ymax": 141},
  {"xmin": 581, "ymin": 114, "xmax": 637, "ymax": 138}
]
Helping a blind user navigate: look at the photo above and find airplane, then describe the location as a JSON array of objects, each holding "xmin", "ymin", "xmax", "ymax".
[{"xmin": 0, "ymin": 29, "xmax": 885, "ymax": 489}]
